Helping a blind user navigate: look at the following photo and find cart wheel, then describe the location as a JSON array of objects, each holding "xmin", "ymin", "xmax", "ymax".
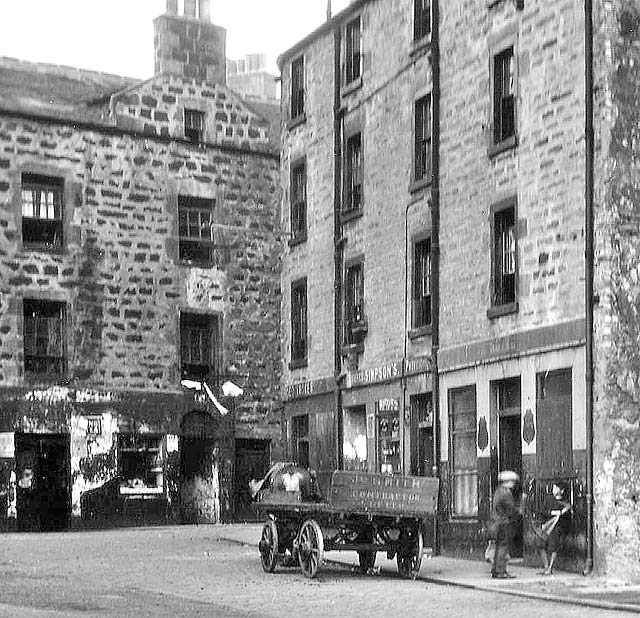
[
  {"xmin": 297, "ymin": 519, "xmax": 324, "ymax": 579},
  {"xmin": 397, "ymin": 524, "xmax": 424, "ymax": 579},
  {"xmin": 259, "ymin": 519, "xmax": 279, "ymax": 573},
  {"xmin": 357, "ymin": 550, "xmax": 376, "ymax": 573}
]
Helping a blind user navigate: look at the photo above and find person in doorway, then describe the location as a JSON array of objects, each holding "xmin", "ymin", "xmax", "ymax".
[
  {"xmin": 538, "ymin": 482, "xmax": 572, "ymax": 575},
  {"xmin": 490, "ymin": 470, "xmax": 520, "ymax": 579}
]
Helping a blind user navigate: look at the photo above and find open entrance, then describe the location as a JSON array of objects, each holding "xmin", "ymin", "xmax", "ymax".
[
  {"xmin": 491, "ymin": 377, "xmax": 522, "ymax": 557},
  {"xmin": 179, "ymin": 410, "xmax": 220, "ymax": 523},
  {"xmin": 15, "ymin": 433, "xmax": 71, "ymax": 531},
  {"xmin": 234, "ymin": 438, "xmax": 270, "ymax": 522}
]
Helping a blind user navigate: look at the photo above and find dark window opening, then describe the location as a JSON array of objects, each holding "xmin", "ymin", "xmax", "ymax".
[
  {"xmin": 180, "ymin": 312, "xmax": 218, "ymax": 384},
  {"xmin": 346, "ymin": 17, "xmax": 362, "ymax": 84},
  {"xmin": 292, "ymin": 415, "xmax": 309, "ymax": 468},
  {"xmin": 23, "ymin": 299, "xmax": 66, "ymax": 377},
  {"xmin": 117, "ymin": 434, "xmax": 164, "ymax": 492},
  {"xmin": 21, "ymin": 174, "xmax": 64, "ymax": 249},
  {"xmin": 184, "ymin": 109, "xmax": 205, "ymax": 144},
  {"xmin": 492, "ymin": 206, "xmax": 516, "ymax": 306},
  {"xmin": 493, "ymin": 48, "xmax": 515, "ymax": 144},
  {"xmin": 178, "ymin": 195, "xmax": 215, "ymax": 265},
  {"xmin": 414, "ymin": 0, "xmax": 431, "ymax": 40},
  {"xmin": 291, "ymin": 163, "xmax": 307, "ymax": 241},
  {"xmin": 291, "ymin": 56, "xmax": 305, "ymax": 120},
  {"xmin": 415, "ymin": 95, "xmax": 432, "ymax": 182},
  {"xmin": 291, "ymin": 280, "xmax": 307, "ymax": 363},
  {"xmin": 344, "ymin": 133, "xmax": 362, "ymax": 213},
  {"xmin": 413, "ymin": 237, "xmax": 431, "ymax": 328},
  {"xmin": 345, "ymin": 262, "xmax": 365, "ymax": 345}
]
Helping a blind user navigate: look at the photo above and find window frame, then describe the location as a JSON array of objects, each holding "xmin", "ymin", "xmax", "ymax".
[
  {"xmin": 413, "ymin": 95, "xmax": 432, "ymax": 185},
  {"xmin": 290, "ymin": 55, "xmax": 305, "ymax": 123},
  {"xmin": 184, "ymin": 108, "xmax": 205, "ymax": 144},
  {"xmin": 177, "ymin": 195, "xmax": 216, "ymax": 266},
  {"xmin": 20, "ymin": 173, "xmax": 64, "ymax": 251},
  {"xmin": 345, "ymin": 16, "xmax": 362, "ymax": 85},
  {"xmin": 488, "ymin": 196, "xmax": 518, "ymax": 318},
  {"xmin": 290, "ymin": 278, "xmax": 308, "ymax": 368},
  {"xmin": 489, "ymin": 42, "xmax": 518, "ymax": 156},
  {"xmin": 411, "ymin": 235, "xmax": 432, "ymax": 332},
  {"xmin": 414, "ymin": 0, "xmax": 431, "ymax": 41},
  {"xmin": 179, "ymin": 311, "xmax": 219, "ymax": 384},
  {"xmin": 23, "ymin": 298, "xmax": 67, "ymax": 379},
  {"xmin": 343, "ymin": 132, "xmax": 363, "ymax": 216},
  {"xmin": 344, "ymin": 258, "xmax": 366, "ymax": 347},
  {"xmin": 117, "ymin": 433, "xmax": 165, "ymax": 495},
  {"xmin": 290, "ymin": 159, "xmax": 307, "ymax": 244}
]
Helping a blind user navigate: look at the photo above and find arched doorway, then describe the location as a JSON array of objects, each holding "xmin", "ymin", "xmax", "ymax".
[{"xmin": 179, "ymin": 410, "xmax": 220, "ymax": 523}]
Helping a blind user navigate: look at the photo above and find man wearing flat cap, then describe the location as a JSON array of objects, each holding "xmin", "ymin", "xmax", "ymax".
[{"xmin": 490, "ymin": 470, "xmax": 520, "ymax": 579}]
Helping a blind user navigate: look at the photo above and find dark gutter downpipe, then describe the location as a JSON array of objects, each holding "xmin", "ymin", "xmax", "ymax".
[
  {"xmin": 431, "ymin": 0, "xmax": 442, "ymax": 556},
  {"xmin": 584, "ymin": 0, "xmax": 595, "ymax": 576},
  {"xmin": 333, "ymin": 23, "xmax": 345, "ymax": 470}
]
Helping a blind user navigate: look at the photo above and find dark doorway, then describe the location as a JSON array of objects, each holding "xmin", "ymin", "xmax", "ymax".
[
  {"xmin": 234, "ymin": 438, "xmax": 270, "ymax": 522},
  {"xmin": 15, "ymin": 433, "xmax": 71, "ymax": 531}
]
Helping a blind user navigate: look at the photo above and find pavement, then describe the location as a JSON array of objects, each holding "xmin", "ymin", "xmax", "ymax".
[{"xmin": 214, "ymin": 523, "xmax": 640, "ymax": 614}]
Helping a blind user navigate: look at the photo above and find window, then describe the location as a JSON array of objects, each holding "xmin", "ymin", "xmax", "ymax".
[
  {"xmin": 493, "ymin": 47, "xmax": 515, "ymax": 145},
  {"xmin": 180, "ymin": 312, "xmax": 218, "ymax": 382},
  {"xmin": 410, "ymin": 393, "xmax": 434, "ymax": 476},
  {"xmin": 342, "ymin": 406, "xmax": 367, "ymax": 471},
  {"xmin": 21, "ymin": 174, "xmax": 63, "ymax": 249},
  {"xmin": 292, "ymin": 415, "xmax": 309, "ymax": 468},
  {"xmin": 23, "ymin": 299, "xmax": 66, "ymax": 377},
  {"xmin": 290, "ymin": 161, "xmax": 307, "ymax": 242},
  {"xmin": 178, "ymin": 195, "xmax": 215, "ymax": 265},
  {"xmin": 377, "ymin": 402, "xmax": 401, "ymax": 474},
  {"xmin": 414, "ymin": 0, "xmax": 431, "ymax": 40},
  {"xmin": 118, "ymin": 434, "xmax": 164, "ymax": 493},
  {"xmin": 344, "ymin": 133, "xmax": 362, "ymax": 213},
  {"xmin": 412, "ymin": 237, "xmax": 431, "ymax": 328},
  {"xmin": 414, "ymin": 96, "xmax": 432, "ymax": 182},
  {"xmin": 184, "ymin": 109, "xmax": 204, "ymax": 144},
  {"xmin": 450, "ymin": 385, "xmax": 477, "ymax": 517},
  {"xmin": 291, "ymin": 56, "xmax": 305, "ymax": 120},
  {"xmin": 291, "ymin": 279, "xmax": 307, "ymax": 364},
  {"xmin": 492, "ymin": 203, "xmax": 516, "ymax": 307},
  {"xmin": 345, "ymin": 261, "xmax": 365, "ymax": 345},
  {"xmin": 345, "ymin": 17, "xmax": 362, "ymax": 84}
]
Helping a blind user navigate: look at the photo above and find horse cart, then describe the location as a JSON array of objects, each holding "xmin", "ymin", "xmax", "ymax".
[{"xmin": 255, "ymin": 469, "xmax": 439, "ymax": 580}]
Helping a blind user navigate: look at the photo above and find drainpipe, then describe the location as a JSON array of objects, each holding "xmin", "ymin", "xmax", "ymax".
[
  {"xmin": 333, "ymin": 22, "xmax": 345, "ymax": 471},
  {"xmin": 430, "ymin": 0, "xmax": 442, "ymax": 556},
  {"xmin": 584, "ymin": 0, "xmax": 595, "ymax": 576}
]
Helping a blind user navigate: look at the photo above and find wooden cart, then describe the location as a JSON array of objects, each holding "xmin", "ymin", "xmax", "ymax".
[{"xmin": 256, "ymin": 470, "xmax": 439, "ymax": 579}]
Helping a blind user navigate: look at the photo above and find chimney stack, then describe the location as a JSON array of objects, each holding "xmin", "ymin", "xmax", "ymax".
[{"xmin": 154, "ymin": 0, "xmax": 227, "ymax": 84}]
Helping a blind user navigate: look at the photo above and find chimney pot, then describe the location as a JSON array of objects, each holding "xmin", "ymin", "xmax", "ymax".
[
  {"xmin": 184, "ymin": 0, "xmax": 196, "ymax": 17},
  {"xmin": 166, "ymin": 0, "xmax": 178, "ymax": 15},
  {"xmin": 199, "ymin": 0, "xmax": 211, "ymax": 21}
]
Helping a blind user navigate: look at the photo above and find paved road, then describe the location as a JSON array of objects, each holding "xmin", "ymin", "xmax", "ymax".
[{"xmin": 0, "ymin": 525, "xmax": 632, "ymax": 617}]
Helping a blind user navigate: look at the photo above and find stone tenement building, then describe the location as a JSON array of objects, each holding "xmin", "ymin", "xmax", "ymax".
[
  {"xmin": 0, "ymin": 0, "xmax": 282, "ymax": 529},
  {"xmin": 278, "ymin": 0, "xmax": 640, "ymax": 579}
]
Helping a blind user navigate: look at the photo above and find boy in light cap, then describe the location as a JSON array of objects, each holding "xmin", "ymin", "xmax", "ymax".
[{"xmin": 489, "ymin": 470, "xmax": 520, "ymax": 579}]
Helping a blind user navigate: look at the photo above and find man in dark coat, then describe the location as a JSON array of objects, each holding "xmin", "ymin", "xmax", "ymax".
[{"xmin": 490, "ymin": 470, "xmax": 520, "ymax": 579}]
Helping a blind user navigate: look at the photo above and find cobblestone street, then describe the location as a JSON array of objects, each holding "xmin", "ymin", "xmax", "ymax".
[{"xmin": 0, "ymin": 525, "xmax": 633, "ymax": 617}]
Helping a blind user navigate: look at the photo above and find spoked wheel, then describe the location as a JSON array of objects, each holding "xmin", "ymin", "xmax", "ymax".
[
  {"xmin": 397, "ymin": 523, "xmax": 424, "ymax": 579},
  {"xmin": 297, "ymin": 519, "xmax": 324, "ymax": 579},
  {"xmin": 357, "ymin": 550, "xmax": 376, "ymax": 573},
  {"xmin": 259, "ymin": 519, "xmax": 279, "ymax": 573}
]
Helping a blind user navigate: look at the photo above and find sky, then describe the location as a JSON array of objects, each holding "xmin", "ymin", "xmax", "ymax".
[{"xmin": 0, "ymin": 0, "xmax": 350, "ymax": 79}]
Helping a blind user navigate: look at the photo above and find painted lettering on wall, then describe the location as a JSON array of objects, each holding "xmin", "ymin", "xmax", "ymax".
[{"xmin": 347, "ymin": 361, "xmax": 401, "ymax": 388}]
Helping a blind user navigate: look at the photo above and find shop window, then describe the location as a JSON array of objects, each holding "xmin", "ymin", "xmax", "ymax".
[
  {"xmin": 411, "ymin": 393, "xmax": 433, "ymax": 476},
  {"xmin": 118, "ymin": 434, "xmax": 164, "ymax": 494},
  {"xmin": 345, "ymin": 16, "xmax": 362, "ymax": 84},
  {"xmin": 345, "ymin": 261, "xmax": 366, "ymax": 345},
  {"xmin": 290, "ymin": 279, "xmax": 307, "ymax": 365},
  {"xmin": 377, "ymin": 401, "xmax": 401, "ymax": 474},
  {"xmin": 178, "ymin": 195, "xmax": 215, "ymax": 265},
  {"xmin": 291, "ymin": 55, "xmax": 305, "ymax": 121},
  {"xmin": 23, "ymin": 298, "xmax": 66, "ymax": 377},
  {"xmin": 450, "ymin": 385, "xmax": 478, "ymax": 517},
  {"xmin": 184, "ymin": 108, "xmax": 205, "ymax": 144},
  {"xmin": 290, "ymin": 161, "xmax": 307, "ymax": 243},
  {"xmin": 492, "ymin": 47, "xmax": 516, "ymax": 147},
  {"xmin": 414, "ymin": 0, "xmax": 431, "ymax": 40},
  {"xmin": 414, "ymin": 95, "xmax": 432, "ymax": 183},
  {"xmin": 490, "ymin": 198, "xmax": 517, "ymax": 315},
  {"xmin": 342, "ymin": 406, "xmax": 367, "ymax": 471},
  {"xmin": 180, "ymin": 312, "xmax": 218, "ymax": 382},
  {"xmin": 21, "ymin": 173, "xmax": 64, "ymax": 249},
  {"xmin": 412, "ymin": 237, "xmax": 431, "ymax": 328},
  {"xmin": 291, "ymin": 415, "xmax": 309, "ymax": 468},
  {"xmin": 344, "ymin": 132, "xmax": 363, "ymax": 213}
]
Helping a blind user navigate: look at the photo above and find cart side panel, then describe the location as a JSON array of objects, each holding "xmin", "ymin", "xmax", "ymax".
[{"xmin": 329, "ymin": 471, "xmax": 439, "ymax": 517}]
